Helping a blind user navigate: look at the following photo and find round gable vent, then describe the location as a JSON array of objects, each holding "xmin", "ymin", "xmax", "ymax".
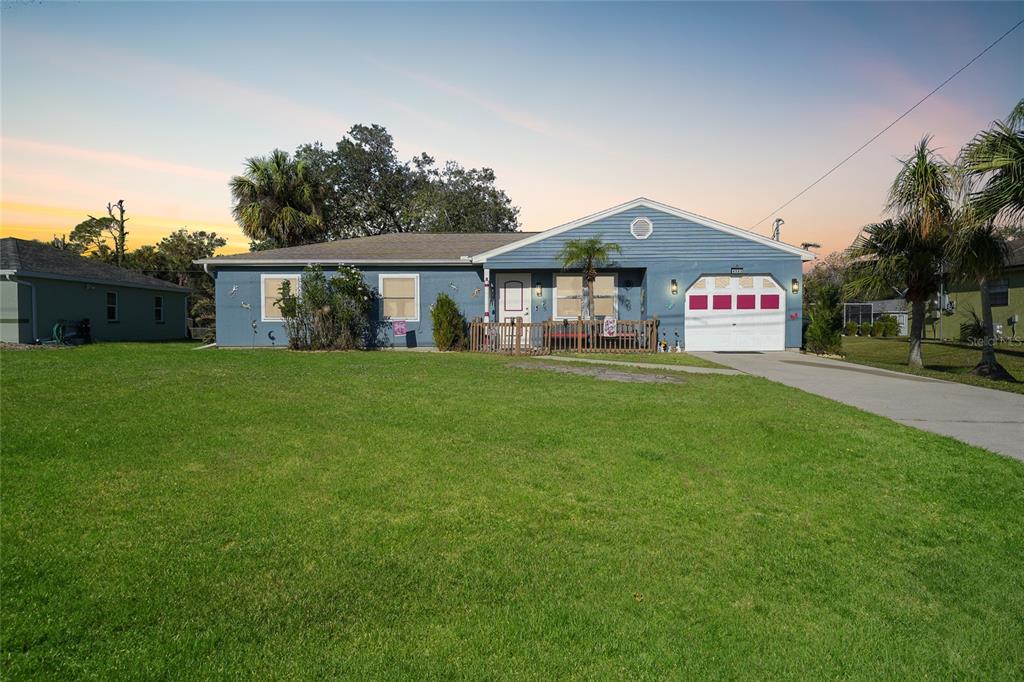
[{"xmin": 630, "ymin": 217, "xmax": 653, "ymax": 240}]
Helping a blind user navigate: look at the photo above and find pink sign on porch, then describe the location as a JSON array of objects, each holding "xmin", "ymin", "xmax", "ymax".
[
  {"xmin": 603, "ymin": 317, "xmax": 618, "ymax": 337},
  {"xmin": 393, "ymin": 320, "xmax": 408, "ymax": 335}
]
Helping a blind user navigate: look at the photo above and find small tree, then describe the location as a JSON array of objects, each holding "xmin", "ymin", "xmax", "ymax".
[
  {"xmin": 431, "ymin": 293, "xmax": 467, "ymax": 351},
  {"xmin": 277, "ymin": 265, "xmax": 375, "ymax": 350},
  {"xmin": 556, "ymin": 237, "xmax": 621, "ymax": 319},
  {"xmin": 804, "ymin": 282, "xmax": 843, "ymax": 355}
]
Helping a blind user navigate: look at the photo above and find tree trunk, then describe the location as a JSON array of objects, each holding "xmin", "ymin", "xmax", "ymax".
[
  {"xmin": 908, "ymin": 300, "xmax": 925, "ymax": 369},
  {"xmin": 106, "ymin": 200, "xmax": 128, "ymax": 266},
  {"xmin": 585, "ymin": 278, "xmax": 594, "ymax": 320},
  {"xmin": 971, "ymin": 277, "xmax": 1016, "ymax": 381}
]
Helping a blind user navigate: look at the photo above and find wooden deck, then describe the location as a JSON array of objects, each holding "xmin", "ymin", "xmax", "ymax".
[{"xmin": 468, "ymin": 318, "xmax": 658, "ymax": 355}]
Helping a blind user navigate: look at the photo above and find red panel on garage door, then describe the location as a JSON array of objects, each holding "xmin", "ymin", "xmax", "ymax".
[
  {"xmin": 737, "ymin": 294, "xmax": 755, "ymax": 309},
  {"xmin": 760, "ymin": 294, "xmax": 780, "ymax": 309},
  {"xmin": 689, "ymin": 295, "xmax": 708, "ymax": 310},
  {"xmin": 713, "ymin": 295, "xmax": 732, "ymax": 310}
]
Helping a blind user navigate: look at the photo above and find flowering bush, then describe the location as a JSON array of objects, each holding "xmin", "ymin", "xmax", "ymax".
[{"xmin": 277, "ymin": 265, "xmax": 376, "ymax": 350}]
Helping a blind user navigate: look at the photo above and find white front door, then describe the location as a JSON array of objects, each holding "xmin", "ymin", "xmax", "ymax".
[
  {"xmin": 684, "ymin": 275, "xmax": 786, "ymax": 351},
  {"xmin": 496, "ymin": 273, "xmax": 531, "ymax": 325}
]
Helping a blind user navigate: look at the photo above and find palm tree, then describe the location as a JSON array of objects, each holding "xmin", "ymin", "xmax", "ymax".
[
  {"xmin": 877, "ymin": 137, "xmax": 957, "ymax": 368},
  {"xmin": 961, "ymin": 98, "xmax": 1024, "ymax": 224},
  {"xmin": 946, "ymin": 215, "xmax": 1014, "ymax": 380},
  {"xmin": 230, "ymin": 149, "xmax": 326, "ymax": 250},
  {"xmin": 952, "ymin": 99, "xmax": 1024, "ymax": 381},
  {"xmin": 845, "ymin": 217, "xmax": 947, "ymax": 369},
  {"xmin": 556, "ymin": 237, "xmax": 621, "ymax": 319}
]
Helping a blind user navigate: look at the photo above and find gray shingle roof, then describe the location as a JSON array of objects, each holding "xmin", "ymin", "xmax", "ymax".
[
  {"xmin": 0, "ymin": 238, "xmax": 189, "ymax": 292},
  {"xmin": 201, "ymin": 232, "xmax": 531, "ymax": 264}
]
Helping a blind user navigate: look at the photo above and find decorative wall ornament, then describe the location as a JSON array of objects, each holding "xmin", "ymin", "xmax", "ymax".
[
  {"xmin": 471, "ymin": 287, "xmax": 481, "ymax": 298},
  {"xmin": 230, "ymin": 285, "xmax": 238, "ymax": 296}
]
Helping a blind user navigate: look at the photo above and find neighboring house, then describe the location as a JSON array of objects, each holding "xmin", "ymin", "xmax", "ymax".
[
  {"xmin": 0, "ymin": 237, "xmax": 189, "ymax": 343},
  {"xmin": 844, "ymin": 299, "xmax": 909, "ymax": 336},
  {"xmin": 944, "ymin": 240, "xmax": 1024, "ymax": 339},
  {"xmin": 198, "ymin": 198, "xmax": 815, "ymax": 351}
]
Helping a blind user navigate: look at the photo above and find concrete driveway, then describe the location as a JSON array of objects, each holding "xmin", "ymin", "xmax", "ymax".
[{"xmin": 692, "ymin": 351, "xmax": 1024, "ymax": 460}]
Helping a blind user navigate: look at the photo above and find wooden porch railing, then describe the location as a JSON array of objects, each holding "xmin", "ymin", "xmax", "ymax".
[{"xmin": 468, "ymin": 318, "xmax": 658, "ymax": 355}]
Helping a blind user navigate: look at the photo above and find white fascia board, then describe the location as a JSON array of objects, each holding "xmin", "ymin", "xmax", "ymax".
[{"xmin": 469, "ymin": 197, "xmax": 817, "ymax": 262}]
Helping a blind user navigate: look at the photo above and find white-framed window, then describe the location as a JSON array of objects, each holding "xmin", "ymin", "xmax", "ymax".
[
  {"xmin": 990, "ymin": 280, "xmax": 1009, "ymax": 307},
  {"xmin": 592, "ymin": 274, "xmax": 618, "ymax": 317},
  {"xmin": 261, "ymin": 274, "xmax": 300, "ymax": 322},
  {"xmin": 379, "ymin": 274, "xmax": 420, "ymax": 322},
  {"xmin": 554, "ymin": 274, "xmax": 583, "ymax": 319},
  {"xmin": 630, "ymin": 216, "xmax": 653, "ymax": 239},
  {"xmin": 105, "ymin": 292, "xmax": 118, "ymax": 322},
  {"xmin": 553, "ymin": 274, "xmax": 617, "ymax": 319},
  {"xmin": 154, "ymin": 296, "xmax": 164, "ymax": 322}
]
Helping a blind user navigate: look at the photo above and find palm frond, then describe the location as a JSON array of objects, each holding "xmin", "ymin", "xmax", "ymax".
[
  {"xmin": 960, "ymin": 100, "xmax": 1024, "ymax": 224},
  {"xmin": 887, "ymin": 136, "xmax": 954, "ymax": 236}
]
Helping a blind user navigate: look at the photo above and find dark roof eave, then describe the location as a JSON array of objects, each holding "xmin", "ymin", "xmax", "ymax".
[{"xmin": 10, "ymin": 269, "xmax": 190, "ymax": 292}]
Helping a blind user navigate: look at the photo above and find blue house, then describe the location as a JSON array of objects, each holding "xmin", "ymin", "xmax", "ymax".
[{"xmin": 199, "ymin": 198, "xmax": 815, "ymax": 351}]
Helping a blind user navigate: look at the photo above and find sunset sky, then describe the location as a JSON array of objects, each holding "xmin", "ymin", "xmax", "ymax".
[{"xmin": 1, "ymin": 2, "xmax": 1021, "ymax": 256}]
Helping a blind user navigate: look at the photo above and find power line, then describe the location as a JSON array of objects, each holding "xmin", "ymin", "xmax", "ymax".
[{"xmin": 750, "ymin": 16, "xmax": 1024, "ymax": 230}]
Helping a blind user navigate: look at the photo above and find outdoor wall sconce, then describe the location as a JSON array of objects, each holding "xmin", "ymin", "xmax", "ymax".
[
  {"xmin": 670, "ymin": 279, "xmax": 678, "ymax": 296},
  {"xmin": 535, "ymin": 282, "xmax": 543, "ymax": 298},
  {"xmin": 791, "ymin": 278, "xmax": 800, "ymax": 294}
]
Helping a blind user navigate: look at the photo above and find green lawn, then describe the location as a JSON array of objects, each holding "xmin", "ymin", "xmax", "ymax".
[
  {"xmin": 555, "ymin": 351, "xmax": 724, "ymax": 368},
  {"xmin": 2, "ymin": 344, "xmax": 1023, "ymax": 679},
  {"xmin": 841, "ymin": 336, "xmax": 1024, "ymax": 394}
]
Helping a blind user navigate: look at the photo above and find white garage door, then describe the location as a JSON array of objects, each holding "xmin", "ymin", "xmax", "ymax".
[{"xmin": 684, "ymin": 275, "xmax": 786, "ymax": 351}]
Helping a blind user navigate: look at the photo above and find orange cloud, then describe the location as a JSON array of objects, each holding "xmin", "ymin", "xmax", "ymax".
[{"xmin": 1, "ymin": 201, "xmax": 247, "ymax": 253}]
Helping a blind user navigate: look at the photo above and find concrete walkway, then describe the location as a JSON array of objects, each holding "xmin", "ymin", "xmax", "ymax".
[
  {"xmin": 533, "ymin": 355, "xmax": 743, "ymax": 375},
  {"xmin": 692, "ymin": 351, "xmax": 1024, "ymax": 460}
]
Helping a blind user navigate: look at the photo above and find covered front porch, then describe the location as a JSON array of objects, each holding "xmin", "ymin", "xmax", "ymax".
[{"xmin": 472, "ymin": 267, "xmax": 656, "ymax": 354}]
